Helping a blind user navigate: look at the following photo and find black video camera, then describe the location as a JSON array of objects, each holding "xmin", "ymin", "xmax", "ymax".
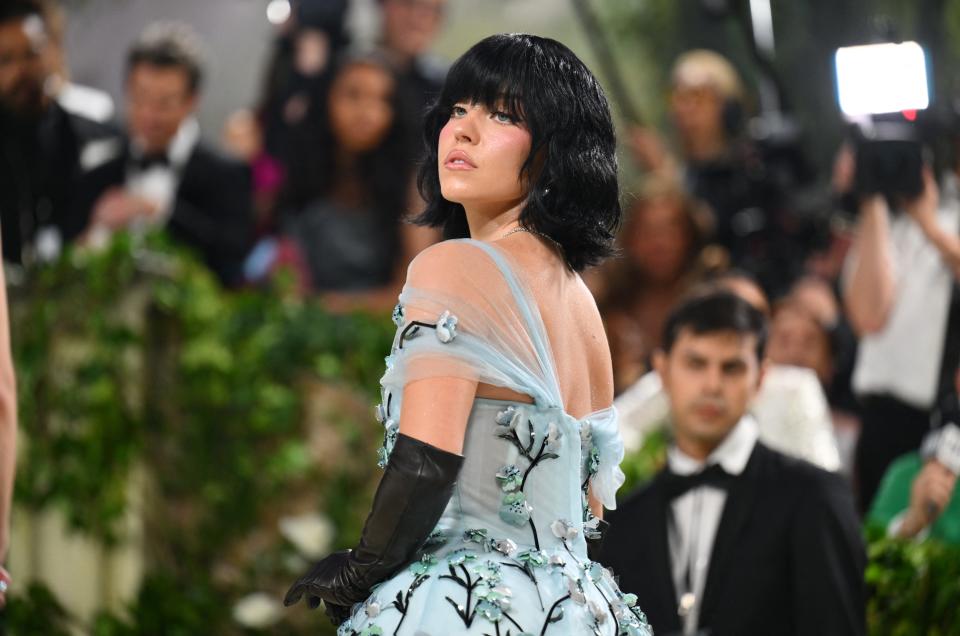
[{"xmin": 835, "ymin": 41, "xmax": 930, "ymax": 200}]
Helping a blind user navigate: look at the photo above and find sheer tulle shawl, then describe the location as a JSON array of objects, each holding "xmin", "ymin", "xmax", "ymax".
[{"xmin": 379, "ymin": 239, "xmax": 625, "ymax": 508}]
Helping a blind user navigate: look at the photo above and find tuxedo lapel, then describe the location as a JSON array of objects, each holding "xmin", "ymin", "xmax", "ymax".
[
  {"xmin": 698, "ymin": 444, "xmax": 764, "ymax": 623},
  {"xmin": 650, "ymin": 474, "xmax": 682, "ymax": 634}
]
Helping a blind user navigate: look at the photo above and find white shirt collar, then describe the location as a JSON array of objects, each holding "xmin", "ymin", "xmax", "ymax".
[
  {"xmin": 667, "ymin": 415, "xmax": 759, "ymax": 476},
  {"xmin": 130, "ymin": 116, "xmax": 200, "ymax": 169}
]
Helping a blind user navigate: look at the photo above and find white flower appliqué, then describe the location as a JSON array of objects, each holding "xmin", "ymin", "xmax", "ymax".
[{"xmin": 435, "ymin": 310, "xmax": 459, "ymax": 343}]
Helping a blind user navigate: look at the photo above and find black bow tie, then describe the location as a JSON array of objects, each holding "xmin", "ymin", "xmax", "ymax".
[
  {"xmin": 662, "ymin": 463, "xmax": 735, "ymax": 499},
  {"xmin": 133, "ymin": 152, "xmax": 170, "ymax": 170}
]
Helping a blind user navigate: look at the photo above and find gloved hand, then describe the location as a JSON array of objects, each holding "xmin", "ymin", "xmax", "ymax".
[
  {"xmin": 284, "ymin": 434, "xmax": 464, "ymax": 624},
  {"xmin": 286, "ymin": 550, "xmax": 356, "ymax": 610}
]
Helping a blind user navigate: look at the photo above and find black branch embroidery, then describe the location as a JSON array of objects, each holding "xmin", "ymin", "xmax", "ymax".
[
  {"xmin": 440, "ymin": 564, "xmax": 480, "ymax": 628},
  {"xmin": 500, "ymin": 561, "xmax": 545, "ymax": 611},
  {"xmin": 540, "ymin": 594, "xmax": 571, "ymax": 635},
  {"xmin": 391, "ymin": 573, "xmax": 431, "ymax": 635},
  {"xmin": 397, "ymin": 321, "xmax": 434, "ymax": 349}
]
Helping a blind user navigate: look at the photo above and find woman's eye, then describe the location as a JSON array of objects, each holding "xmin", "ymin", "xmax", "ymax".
[
  {"xmin": 451, "ymin": 105, "xmax": 467, "ymax": 118},
  {"xmin": 493, "ymin": 111, "xmax": 514, "ymax": 124}
]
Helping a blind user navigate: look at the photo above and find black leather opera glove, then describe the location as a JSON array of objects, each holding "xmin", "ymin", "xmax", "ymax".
[{"xmin": 284, "ymin": 434, "xmax": 464, "ymax": 621}]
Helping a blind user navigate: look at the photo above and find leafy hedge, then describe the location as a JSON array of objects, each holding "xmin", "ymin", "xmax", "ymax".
[
  {"xmin": 7, "ymin": 234, "xmax": 394, "ymax": 634},
  {"xmin": 4, "ymin": 235, "xmax": 959, "ymax": 634}
]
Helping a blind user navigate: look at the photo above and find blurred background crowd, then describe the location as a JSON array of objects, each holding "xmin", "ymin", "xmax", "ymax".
[{"xmin": 1, "ymin": 0, "xmax": 959, "ymax": 633}]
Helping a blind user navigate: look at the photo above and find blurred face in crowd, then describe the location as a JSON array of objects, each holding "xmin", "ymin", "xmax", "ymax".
[
  {"xmin": 328, "ymin": 61, "xmax": 395, "ymax": 154},
  {"xmin": 670, "ymin": 82, "xmax": 725, "ymax": 153},
  {"xmin": 126, "ymin": 62, "xmax": 197, "ymax": 155},
  {"xmin": 437, "ymin": 102, "xmax": 532, "ymax": 213},
  {"xmin": 381, "ymin": 0, "xmax": 446, "ymax": 61},
  {"xmin": 766, "ymin": 303, "xmax": 834, "ymax": 386},
  {"xmin": 655, "ymin": 329, "xmax": 763, "ymax": 458},
  {"xmin": 0, "ymin": 15, "xmax": 50, "ymax": 117},
  {"xmin": 626, "ymin": 194, "xmax": 693, "ymax": 284}
]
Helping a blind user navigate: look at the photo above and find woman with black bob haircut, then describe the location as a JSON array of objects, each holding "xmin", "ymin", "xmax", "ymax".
[
  {"xmin": 286, "ymin": 34, "xmax": 650, "ymax": 636},
  {"xmin": 416, "ymin": 32, "xmax": 620, "ymax": 271}
]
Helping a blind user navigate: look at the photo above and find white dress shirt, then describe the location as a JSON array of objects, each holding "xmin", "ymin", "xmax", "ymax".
[
  {"xmin": 849, "ymin": 172, "xmax": 960, "ymax": 409},
  {"xmin": 666, "ymin": 415, "xmax": 759, "ymax": 635},
  {"xmin": 126, "ymin": 117, "xmax": 200, "ymax": 226},
  {"xmin": 88, "ymin": 118, "xmax": 200, "ymax": 250}
]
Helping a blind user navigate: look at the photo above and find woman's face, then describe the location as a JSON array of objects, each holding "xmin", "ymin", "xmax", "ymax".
[
  {"xmin": 670, "ymin": 83, "xmax": 725, "ymax": 148},
  {"xmin": 766, "ymin": 305, "xmax": 834, "ymax": 386},
  {"xmin": 328, "ymin": 62, "xmax": 395, "ymax": 153},
  {"xmin": 437, "ymin": 101, "xmax": 532, "ymax": 210},
  {"xmin": 626, "ymin": 195, "xmax": 692, "ymax": 283}
]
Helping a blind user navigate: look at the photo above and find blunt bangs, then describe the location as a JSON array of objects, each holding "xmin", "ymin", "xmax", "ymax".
[
  {"xmin": 416, "ymin": 34, "xmax": 621, "ymax": 272},
  {"xmin": 434, "ymin": 40, "xmax": 531, "ymax": 125}
]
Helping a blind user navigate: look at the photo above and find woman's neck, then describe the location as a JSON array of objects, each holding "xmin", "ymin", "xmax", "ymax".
[
  {"xmin": 331, "ymin": 151, "xmax": 363, "ymax": 206},
  {"xmin": 463, "ymin": 199, "xmax": 526, "ymax": 241}
]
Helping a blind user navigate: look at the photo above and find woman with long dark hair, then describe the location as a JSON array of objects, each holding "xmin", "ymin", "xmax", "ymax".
[
  {"xmin": 285, "ymin": 34, "xmax": 651, "ymax": 635},
  {"xmin": 257, "ymin": 51, "xmax": 435, "ymax": 309}
]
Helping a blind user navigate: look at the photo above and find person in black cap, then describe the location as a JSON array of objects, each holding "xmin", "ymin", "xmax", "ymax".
[{"xmin": 601, "ymin": 291, "xmax": 865, "ymax": 636}]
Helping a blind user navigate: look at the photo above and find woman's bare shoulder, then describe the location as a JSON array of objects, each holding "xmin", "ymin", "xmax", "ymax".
[{"xmin": 405, "ymin": 239, "xmax": 498, "ymax": 290}]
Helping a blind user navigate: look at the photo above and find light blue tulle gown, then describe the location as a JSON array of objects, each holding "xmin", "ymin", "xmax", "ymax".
[{"xmin": 336, "ymin": 239, "xmax": 652, "ymax": 636}]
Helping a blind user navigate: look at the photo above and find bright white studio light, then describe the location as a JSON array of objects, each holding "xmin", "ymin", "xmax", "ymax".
[
  {"xmin": 835, "ymin": 41, "xmax": 929, "ymax": 117},
  {"xmin": 266, "ymin": 0, "xmax": 292, "ymax": 25}
]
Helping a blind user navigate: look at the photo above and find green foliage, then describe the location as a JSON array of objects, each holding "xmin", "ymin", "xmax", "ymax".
[
  {"xmin": 90, "ymin": 573, "xmax": 228, "ymax": 636},
  {"xmin": 11, "ymin": 233, "xmax": 148, "ymax": 542},
  {"xmin": 4, "ymin": 582, "xmax": 74, "ymax": 636},
  {"xmin": 7, "ymin": 234, "xmax": 394, "ymax": 634},
  {"xmin": 618, "ymin": 428, "xmax": 669, "ymax": 501},
  {"xmin": 865, "ymin": 533, "xmax": 960, "ymax": 636}
]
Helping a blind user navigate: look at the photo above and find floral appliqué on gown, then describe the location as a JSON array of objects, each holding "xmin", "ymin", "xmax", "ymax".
[{"xmin": 338, "ymin": 240, "xmax": 652, "ymax": 636}]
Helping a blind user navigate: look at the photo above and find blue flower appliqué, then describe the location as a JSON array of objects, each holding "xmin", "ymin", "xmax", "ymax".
[
  {"xmin": 391, "ymin": 302, "xmax": 404, "ymax": 327},
  {"xmin": 499, "ymin": 491, "xmax": 532, "ymax": 526},
  {"xmin": 495, "ymin": 465, "xmax": 523, "ymax": 492},
  {"xmin": 408, "ymin": 553, "xmax": 437, "ymax": 576}
]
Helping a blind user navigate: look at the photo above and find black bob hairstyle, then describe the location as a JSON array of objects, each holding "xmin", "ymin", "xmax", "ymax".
[
  {"xmin": 661, "ymin": 291, "xmax": 768, "ymax": 360},
  {"xmin": 415, "ymin": 33, "xmax": 620, "ymax": 272}
]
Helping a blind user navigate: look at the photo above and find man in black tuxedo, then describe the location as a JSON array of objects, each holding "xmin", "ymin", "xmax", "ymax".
[
  {"xmin": 601, "ymin": 291, "xmax": 865, "ymax": 636},
  {"xmin": 0, "ymin": 0, "xmax": 118, "ymax": 266},
  {"xmin": 74, "ymin": 23, "xmax": 253, "ymax": 286}
]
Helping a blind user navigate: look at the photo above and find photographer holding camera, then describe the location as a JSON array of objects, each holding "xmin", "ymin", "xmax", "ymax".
[
  {"xmin": 867, "ymin": 368, "xmax": 960, "ymax": 543},
  {"xmin": 844, "ymin": 158, "xmax": 960, "ymax": 513}
]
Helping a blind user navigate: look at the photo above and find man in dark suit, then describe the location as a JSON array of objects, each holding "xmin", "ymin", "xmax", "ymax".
[
  {"xmin": 74, "ymin": 23, "xmax": 253, "ymax": 286},
  {"xmin": 0, "ymin": 0, "xmax": 118, "ymax": 266},
  {"xmin": 602, "ymin": 291, "xmax": 865, "ymax": 636}
]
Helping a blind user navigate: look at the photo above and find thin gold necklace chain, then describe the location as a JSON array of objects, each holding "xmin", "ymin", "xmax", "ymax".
[{"xmin": 500, "ymin": 226, "xmax": 563, "ymax": 251}]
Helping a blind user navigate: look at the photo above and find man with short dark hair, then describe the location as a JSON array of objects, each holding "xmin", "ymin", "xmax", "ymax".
[
  {"xmin": 75, "ymin": 23, "xmax": 253, "ymax": 285},
  {"xmin": 0, "ymin": 0, "xmax": 115, "ymax": 265},
  {"xmin": 602, "ymin": 291, "xmax": 865, "ymax": 636}
]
